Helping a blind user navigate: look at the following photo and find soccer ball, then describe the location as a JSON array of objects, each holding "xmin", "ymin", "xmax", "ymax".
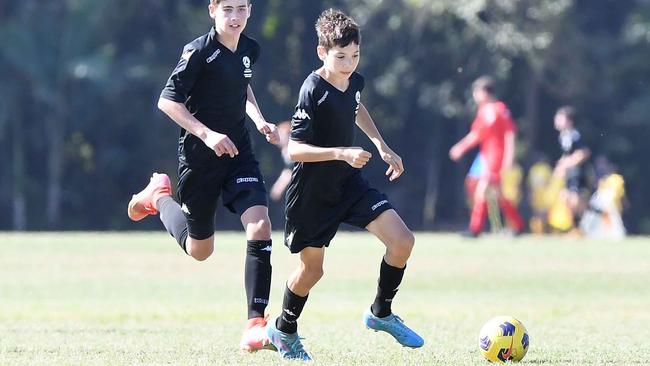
[{"xmin": 478, "ymin": 316, "xmax": 529, "ymax": 362}]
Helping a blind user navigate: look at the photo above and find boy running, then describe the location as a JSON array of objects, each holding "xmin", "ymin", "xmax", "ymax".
[
  {"xmin": 126, "ymin": 0, "xmax": 278, "ymax": 352},
  {"xmin": 449, "ymin": 76, "xmax": 525, "ymax": 237},
  {"xmin": 266, "ymin": 9, "xmax": 424, "ymax": 361}
]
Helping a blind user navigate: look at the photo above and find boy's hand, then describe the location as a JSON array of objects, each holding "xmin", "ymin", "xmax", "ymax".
[
  {"xmin": 379, "ymin": 146, "xmax": 404, "ymax": 181},
  {"xmin": 203, "ymin": 131, "xmax": 239, "ymax": 158},
  {"xmin": 341, "ymin": 147, "xmax": 372, "ymax": 168},
  {"xmin": 257, "ymin": 121, "xmax": 280, "ymax": 145},
  {"xmin": 449, "ymin": 144, "xmax": 464, "ymax": 161}
]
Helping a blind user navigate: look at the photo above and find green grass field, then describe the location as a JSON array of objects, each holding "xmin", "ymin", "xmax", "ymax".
[{"xmin": 1, "ymin": 232, "xmax": 649, "ymax": 365}]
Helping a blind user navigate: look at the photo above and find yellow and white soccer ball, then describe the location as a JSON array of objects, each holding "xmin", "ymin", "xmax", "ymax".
[{"xmin": 478, "ymin": 316, "xmax": 529, "ymax": 362}]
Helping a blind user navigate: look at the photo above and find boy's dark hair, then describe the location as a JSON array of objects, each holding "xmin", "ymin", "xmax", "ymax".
[
  {"xmin": 556, "ymin": 105, "xmax": 577, "ymax": 122},
  {"xmin": 210, "ymin": 0, "xmax": 250, "ymax": 4},
  {"xmin": 472, "ymin": 76, "xmax": 495, "ymax": 95},
  {"xmin": 315, "ymin": 9, "xmax": 360, "ymax": 50}
]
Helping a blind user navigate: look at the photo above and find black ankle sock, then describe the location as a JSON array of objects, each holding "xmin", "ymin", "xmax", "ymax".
[
  {"xmin": 245, "ymin": 239, "xmax": 272, "ymax": 318},
  {"xmin": 276, "ymin": 285, "xmax": 308, "ymax": 334},
  {"xmin": 371, "ymin": 258, "xmax": 405, "ymax": 318},
  {"xmin": 157, "ymin": 196, "xmax": 188, "ymax": 253}
]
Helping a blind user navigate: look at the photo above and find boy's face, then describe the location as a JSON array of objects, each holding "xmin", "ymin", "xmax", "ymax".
[
  {"xmin": 318, "ymin": 43, "xmax": 360, "ymax": 80},
  {"xmin": 554, "ymin": 113, "xmax": 571, "ymax": 131},
  {"xmin": 472, "ymin": 88, "xmax": 488, "ymax": 104},
  {"xmin": 209, "ymin": 0, "xmax": 251, "ymax": 37}
]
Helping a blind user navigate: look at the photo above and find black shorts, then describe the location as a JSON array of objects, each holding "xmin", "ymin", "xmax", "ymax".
[
  {"xmin": 177, "ymin": 156, "xmax": 268, "ymax": 240},
  {"xmin": 284, "ymin": 176, "xmax": 392, "ymax": 253}
]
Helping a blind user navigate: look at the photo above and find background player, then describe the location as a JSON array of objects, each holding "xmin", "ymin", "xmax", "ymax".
[
  {"xmin": 265, "ymin": 9, "xmax": 424, "ymax": 361},
  {"xmin": 126, "ymin": 0, "xmax": 279, "ymax": 352},
  {"xmin": 449, "ymin": 76, "xmax": 525, "ymax": 237}
]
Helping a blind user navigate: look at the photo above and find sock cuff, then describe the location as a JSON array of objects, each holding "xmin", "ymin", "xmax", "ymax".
[
  {"xmin": 382, "ymin": 258, "xmax": 406, "ymax": 271},
  {"xmin": 247, "ymin": 239, "xmax": 272, "ymax": 254},
  {"xmin": 285, "ymin": 283, "xmax": 308, "ymax": 300}
]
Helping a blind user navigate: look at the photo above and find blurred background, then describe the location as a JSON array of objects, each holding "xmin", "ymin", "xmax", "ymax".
[{"xmin": 0, "ymin": 0, "xmax": 648, "ymax": 234}]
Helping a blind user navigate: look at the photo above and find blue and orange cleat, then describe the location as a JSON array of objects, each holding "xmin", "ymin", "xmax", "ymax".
[
  {"xmin": 240, "ymin": 316, "xmax": 275, "ymax": 352},
  {"xmin": 127, "ymin": 173, "xmax": 172, "ymax": 221},
  {"xmin": 266, "ymin": 318, "xmax": 312, "ymax": 361},
  {"xmin": 362, "ymin": 308, "xmax": 424, "ymax": 348}
]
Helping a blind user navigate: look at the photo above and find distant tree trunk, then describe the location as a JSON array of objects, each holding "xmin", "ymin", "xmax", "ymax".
[
  {"xmin": 422, "ymin": 151, "xmax": 440, "ymax": 229},
  {"xmin": 12, "ymin": 115, "xmax": 26, "ymax": 230},
  {"xmin": 524, "ymin": 72, "xmax": 540, "ymax": 153},
  {"xmin": 46, "ymin": 101, "xmax": 65, "ymax": 229}
]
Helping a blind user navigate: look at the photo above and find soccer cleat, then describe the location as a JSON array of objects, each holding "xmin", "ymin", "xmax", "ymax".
[
  {"xmin": 363, "ymin": 308, "xmax": 424, "ymax": 348},
  {"xmin": 127, "ymin": 173, "xmax": 172, "ymax": 221},
  {"xmin": 266, "ymin": 318, "xmax": 312, "ymax": 361},
  {"xmin": 239, "ymin": 316, "xmax": 275, "ymax": 352}
]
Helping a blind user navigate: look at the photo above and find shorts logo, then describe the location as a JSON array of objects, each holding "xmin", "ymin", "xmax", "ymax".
[
  {"xmin": 293, "ymin": 109, "xmax": 311, "ymax": 120},
  {"xmin": 181, "ymin": 203, "xmax": 191, "ymax": 215},
  {"xmin": 236, "ymin": 177, "xmax": 259, "ymax": 184},
  {"xmin": 243, "ymin": 56, "xmax": 252, "ymax": 78},
  {"xmin": 206, "ymin": 49, "xmax": 221, "ymax": 63},
  {"xmin": 371, "ymin": 199, "xmax": 388, "ymax": 211}
]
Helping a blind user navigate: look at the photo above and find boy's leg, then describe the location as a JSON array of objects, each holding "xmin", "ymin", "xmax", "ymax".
[
  {"xmin": 238, "ymin": 205, "xmax": 274, "ymax": 352},
  {"xmin": 364, "ymin": 209, "xmax": 424, "ymax": 348},
  {"xmin": 468, "ymin": 178, "xmax": 490, "ymax": 235},
  {"xmin": 267, "ymin": 247, "xmax": 323, "ymax": 360}
]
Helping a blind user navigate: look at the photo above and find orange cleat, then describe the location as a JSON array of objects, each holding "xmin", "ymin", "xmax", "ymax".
[
  {"xmin": 240, "ymin": 316, "xmax": 275, "ymax": 352},
  {"xmin": 127, "ymin": 173, "xmax": 172, "ymax": 221}
]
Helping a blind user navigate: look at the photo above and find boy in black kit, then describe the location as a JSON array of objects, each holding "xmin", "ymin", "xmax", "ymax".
[
  {"xmin": 267, "ymin": 8, "xmax": 424, "ymax": 361},
  {"xmin": 127, "ymin": 0, "xmax": 278, "ymax": 352}
]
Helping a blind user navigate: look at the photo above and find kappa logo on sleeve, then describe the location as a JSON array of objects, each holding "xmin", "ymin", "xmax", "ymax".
[{"xmin": 293, "ymin": 109, "xmax": 311, "ymax": 120}]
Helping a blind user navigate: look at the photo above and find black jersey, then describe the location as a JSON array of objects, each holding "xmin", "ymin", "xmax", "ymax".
[
  {"xmin": 559, "ymin": 128, "xmax": 589, "ymax": 186},
  {"xmin": 288, "ymin": 71, "xmax": 365, "ymax": 205},
  {"xmin": 160, "ymin": 27, "xmax": 260, "ymax": 167}
]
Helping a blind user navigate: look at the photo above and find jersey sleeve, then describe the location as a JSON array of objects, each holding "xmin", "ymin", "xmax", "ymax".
[
  {"xmin": 160, "ymin": 43, "xmax": 203, "ymax": 103},
  {"xmin": 502, "ymin": 106, "xmax": 517, "ymax": 133},
  {"xmin": 290, "ymin": 83, "xmax": 316, "ymax": 143},
  {"xmin": 249, "ymin": 39, "xmax": 261, "ymax": 64}
]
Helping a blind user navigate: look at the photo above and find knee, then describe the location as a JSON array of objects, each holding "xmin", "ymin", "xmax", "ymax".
[
  {"xmin": 301, "ymin": 265, "xmax": 324, "ymax": 284},
  {"xmin": 247, "ymin": 218, "xmax": 272, "ymax": 240},
  {"xmin": 187, "ymin": 241, "xmax": 214, "ymax": 261},
  {"xmin": 390, "ymin": 230, "xmax": 415, "ymax": 261}
]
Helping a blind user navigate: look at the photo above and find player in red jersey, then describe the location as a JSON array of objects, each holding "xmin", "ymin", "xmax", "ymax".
[{"xmin": 449, "ymin": 76, "xmax": 524, "ymax": 236}]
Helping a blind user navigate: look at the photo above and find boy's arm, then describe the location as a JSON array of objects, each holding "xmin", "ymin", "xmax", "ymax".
[
  {"xmin": 288, "ymin": 140, "xmax": 371, "ymax": 169},
  {"xmin": 157, "ymin": 97, "xmax": 238, "ymax": 157},
  {"xmin": 246, "ymin": 86, "xmax": 279, "ymax": 145},
  {"xmin": 449, "ymin": 131, "xmax": 480, "ymax": 161},
  {"xmin": 502, "ymin": 130, "xmax": 516, "ymax": 171},
  {"xmin": 355, "ymin": 103, "xmax": 404, "ymax": 181}
]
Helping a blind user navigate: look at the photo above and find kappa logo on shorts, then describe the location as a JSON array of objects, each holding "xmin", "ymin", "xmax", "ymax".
[
  {"xmin": 371, "ymin": 199, "xmax": 388, "ymax": 211},
  {"xmin": 236, "ymin": 177, "xmax": 259, "ymax": 184},
  {"xmin": 181, "ymin": 203, "xmax": 191, "ymax": 215}
]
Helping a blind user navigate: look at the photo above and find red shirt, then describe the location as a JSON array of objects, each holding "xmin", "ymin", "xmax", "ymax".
[{"xmin": 471, "ymin": 101, "xmax": 516, "ymax": 175}]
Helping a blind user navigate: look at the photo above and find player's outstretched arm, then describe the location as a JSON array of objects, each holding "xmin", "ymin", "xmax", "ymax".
[
  {"xmin": 288, "ymin": 140, "xmax": 371, "ymax": 169},
  {"xmin": 157, "ymin": 98, "xmax": 238, "ymax": 158},
  {"xmin": 449, "ymin": 131, "xmax": 480, "ymax": 162},
  {"xmin": 355, "ymin": 103, "xmax": 404, "ymax": 181},
  {"xmin": 246, "ymin": 86, "xmax": 279, "ymax": 145}
]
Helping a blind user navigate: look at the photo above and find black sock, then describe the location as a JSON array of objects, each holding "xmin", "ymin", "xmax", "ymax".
[
  {"xmin": 371, "ymin": 258, "xmax": 405, "ymax": 318},
  {"xmin": 276, "ymin": 285, "xmax": 308, "ymax": 334},
  {"xmin": 157, "ymin": 196, "xmax": 189, "ymax": 253},
  {"xmin": 245, "ymin": 239, "xmax": 272, "ymax": 318}
]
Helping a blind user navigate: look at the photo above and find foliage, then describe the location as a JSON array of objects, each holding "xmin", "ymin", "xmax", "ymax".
[{"xmin": 0, "ymin": 0, "xmax": 649, "ymax": 233}]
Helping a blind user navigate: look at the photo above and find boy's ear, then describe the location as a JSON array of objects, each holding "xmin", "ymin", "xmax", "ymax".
[
  {"xmin": 317, "ymin": 45, "xmax": 327, "ymax": 61},
  {"xmin": 208, "ymin": 3, "xmax": 216, "ymax": 19}
]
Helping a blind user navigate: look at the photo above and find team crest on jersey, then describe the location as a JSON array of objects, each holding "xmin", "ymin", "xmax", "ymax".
[{"xmin": 243, "ymin": 56, "xmax": 252, "ymax": 78}]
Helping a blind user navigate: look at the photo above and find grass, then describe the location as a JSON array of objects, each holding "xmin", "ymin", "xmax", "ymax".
[{"xmin": 0, "ymin": 232, "xmax": 649, "ymax": 365}]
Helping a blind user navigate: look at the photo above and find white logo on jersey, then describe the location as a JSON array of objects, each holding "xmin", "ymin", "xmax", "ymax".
[
  {"xmin": 181, "ymin": 203, "xmax": 191, "ymax": 215},
  {"xmin": 206, "ymin": 49, "xmax": 221, "ymax": 63},
  {"xmin": 293, "ymin": 109, "xmax": 311, "ymax": 120},
  {"xmin": 317, "ymin": 91, "xmax": 329, "ymax": 106},
  {"xmin": 242, "ymin": 56, "xmax": 253, "ymax": 78},
  {"xmin": 236, "ymin": 177, "xmax": 259, "ymax": 184},
  {"xmin": 371, "ymin": 199, "xmax": 388, "ymax": 211}
]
